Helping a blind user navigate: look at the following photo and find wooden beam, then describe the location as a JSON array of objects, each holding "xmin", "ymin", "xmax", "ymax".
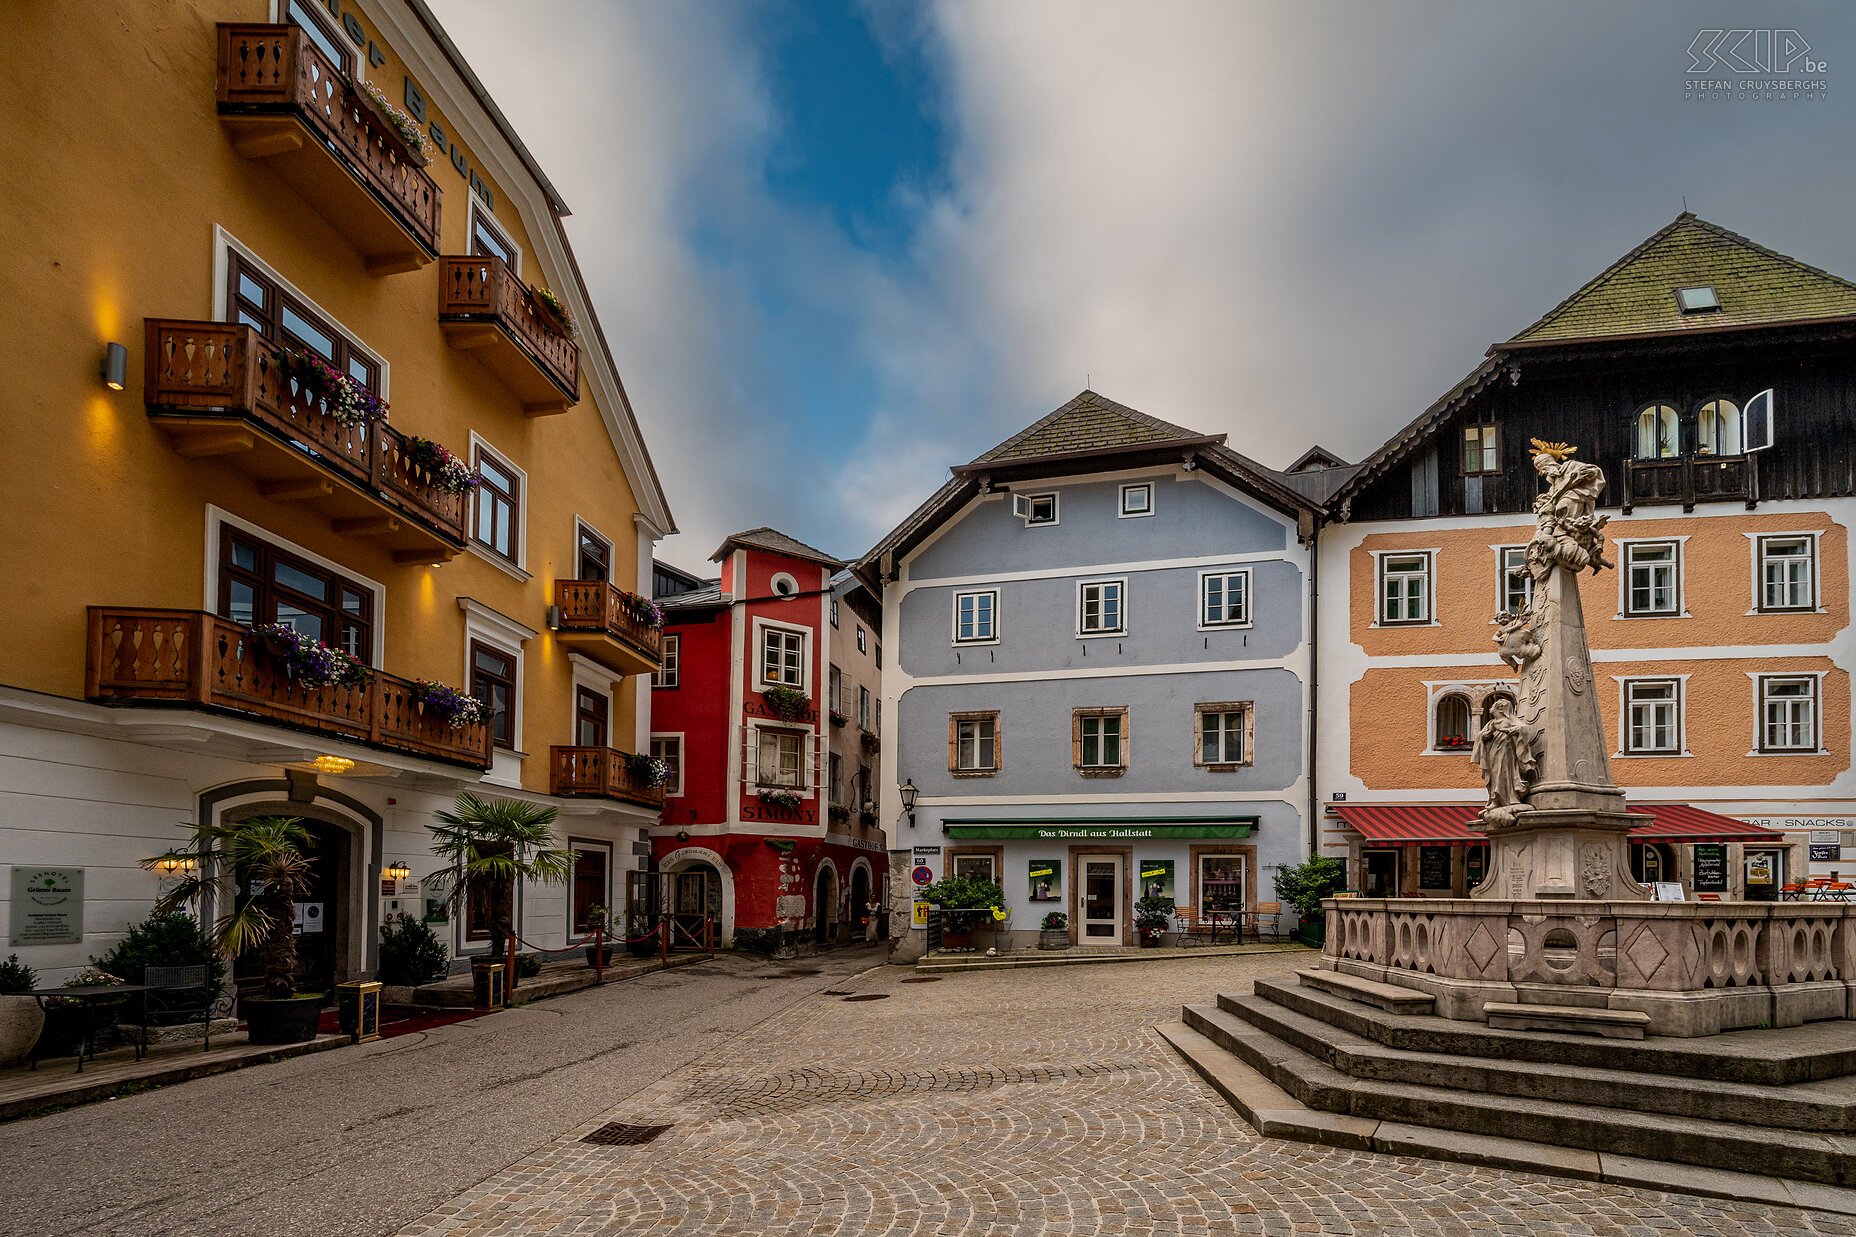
[
  {"xmin": 365, "ymin": 251, "xmax": 429, "ymax": 277},
  {"xmin": 440, "ymin": 323, "xmax": 501, "ymax": 351},
  {"xmin": 169, "ymin": 427, "xmax": 256, "ymax": 458},
  {"xmin": 391, "ymin": 547, "xmax": 458, "ymax": 567},
  {"xmin": 259, "ymin": 477, "xmax": 335, "ymax": 502},
  {"xmin": 331, "ymin": 516, "xmax": 401, "ymax": 537},
  {"xmin": 222, "ymin": 121, "xmax": 305, "ymax": 160},
  {"xmin": 523, "ymin": 398, "xmax": 573, "ymax": 417}
]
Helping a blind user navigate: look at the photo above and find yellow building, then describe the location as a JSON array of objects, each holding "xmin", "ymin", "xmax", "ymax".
[{"xmin": 0, "ymin": 0, "xmax": 675, "ymax": 988}]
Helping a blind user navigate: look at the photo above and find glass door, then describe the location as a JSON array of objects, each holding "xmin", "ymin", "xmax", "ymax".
[{"xmin": 1080, "ymin": 855, "xmax": 1123, "ymax": 941}]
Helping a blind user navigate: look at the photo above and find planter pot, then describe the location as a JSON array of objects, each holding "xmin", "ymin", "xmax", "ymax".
[
  {"xmin": 1138, "ymin": 926, "xmax": 1167, "ymax": 948},
  {"xmin": 1037, "ymin": 928, "xmax": 1069, "ymax": 951},
  {"xmin": 0, "ymin": 995, "xmax": 45, "ymax": 1065},
  {"xmin": 469, "ymin": 958, "xmax": 506, "ymax": 1010},
  {"xmin": 626, "ymin": 924, "xmax": 657, "ymax": 959},
  {"xmin": 242, "ymin": 994, "xmax": 323, "ymax": 1045},
  {"xmin": 1293, "ymin": 921, "xmax": 1325, "ymax": 948},
  {"xmin": 585, "ymin": 944, "xmax": 614, "ymax": 968}
]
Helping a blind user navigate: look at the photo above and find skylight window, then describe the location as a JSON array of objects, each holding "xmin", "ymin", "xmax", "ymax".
[{"xmin": 1675, "ymin": 285, "xmax": 1720, "ymax": 314}]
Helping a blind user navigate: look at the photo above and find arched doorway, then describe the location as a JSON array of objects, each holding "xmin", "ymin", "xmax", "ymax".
[
  {"xmin": 669, "ymin": 862, "xmax": 719, "ymax": 949},
  {"xmin": 849, "ymin": 864, "xmax": 871, "ymax": 943},
  {"xmin": 813, "ymin": 864, "xmax": 837, "ymax": 945},
  {"xmin": 228, "ymin": 814, "xmax": 349, "ymax": 1004}
]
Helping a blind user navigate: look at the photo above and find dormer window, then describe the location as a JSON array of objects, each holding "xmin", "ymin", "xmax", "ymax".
[
  {"xmin": 1675, "ymin": 285, "xmax": 1720, "ymax": 314},
  {"xmin": 1013, "ymin": 492, "xmax": 1058, "ymax": 525}
]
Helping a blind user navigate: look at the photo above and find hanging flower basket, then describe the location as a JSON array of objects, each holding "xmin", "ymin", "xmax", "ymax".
[
  {"xmin": 281, "ymin": 348, "xmax": 388, "ymax": 428},
  {"xmin": 251, "ymin": 623, "xmax": 370, "ymax": 689},
  {"xmin": 356, "ymin": 79, "xmax": 434, "ymax": 166},
  {"xmin": 622, "ymin": 752, "xmax": 670, "ymax": 788},
  {"xmin": 412, "ymin": 680, "xmax": 487, "ymax": 728},
  {"xmin": 860, "ymin": 731, "xmax": 880, "ymax": 754},
  {"xmin": 532, "ymin": 286, "xmax": 577, "ymax": 339},
  {"xmin": 614, "ymin": 589, "xmax": 665, "ymax": 630},
  {"xmin": 828, "ymin": 804, "xmax": 850, "ymax": 824},
  {"xmin": 761, "ymin": 685, "xmax": 810, "ymax": 720},
  {"xmin": 402, "ymin": 437, "xmax": 479, "ymax": 495},
  {"xmin": 828, "ymin": 709, "xmax": 849, "ymax": 728},
  {"xmin": 858, "ymin": 809, "xmax": 878, "ymax": 827},
  {"xmin": 758, "ymin": 788, "xmax": 803, "ymax": 811}
]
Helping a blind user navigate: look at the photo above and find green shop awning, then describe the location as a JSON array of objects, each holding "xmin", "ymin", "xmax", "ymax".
[{"xmin": 942, "ymin": 817, "xmax": 1256, "ymax": 841}]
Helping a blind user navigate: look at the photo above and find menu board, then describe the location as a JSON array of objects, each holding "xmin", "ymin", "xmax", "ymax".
[
  {"xmin": 1692, "ymin": 843, "xmax": 1728, "ymax": 892},
  {"xmin": 1419, "ymin": 847, "xmax": 1452, "ymax": 890}
]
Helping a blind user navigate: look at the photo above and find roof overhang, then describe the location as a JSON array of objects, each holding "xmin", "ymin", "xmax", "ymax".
[{"xmin": 1331, "ymin": 803, "xmax": 1787, "ymax": 847}]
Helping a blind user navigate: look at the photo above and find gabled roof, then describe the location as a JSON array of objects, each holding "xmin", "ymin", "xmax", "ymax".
[
  {"xmin": 1503, "ymin": 212, "xmax": 1856, "ymax": 347},
  {"xmin": 711, "ymin": 527, "xmax": 844, "ymax": 570},
  {"xmin": 969, "ymin": 390, "xmax": 1209, "ymax": 464},
  {"xmin": 1285, "ymin": 445, "xmax": 1350, "ymax": 473}
]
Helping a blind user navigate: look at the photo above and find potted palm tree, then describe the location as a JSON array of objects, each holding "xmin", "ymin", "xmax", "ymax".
[
  {"xmin": 425, "ymin": 793, "xmax": 576, "ymax": 1001},
  {"xmin": 146, "ymin": 815, "xmax": 323, "ymax": 1044}
]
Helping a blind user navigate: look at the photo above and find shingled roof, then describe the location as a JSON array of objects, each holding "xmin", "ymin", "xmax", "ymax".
[
  {"xmin": 971, "ymin": 390, "xmax": 1207, "ymax": 462},
  {"xmin": 711, "ymin": 527, "xmax": 844, "ymax": 569},
  {"xmin": 1504, "ymin": 212, "xmax": 1856, "ymax": 347}
]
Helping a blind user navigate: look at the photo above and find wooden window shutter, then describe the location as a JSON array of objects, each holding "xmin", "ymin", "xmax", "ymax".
[
  {"xmin": 1071, "ymin": 711, "xmax": 1083, "ymax": 767},
  {"xmin": 947, "ymin": 714, "xmax": 959, "ymax": 772}
]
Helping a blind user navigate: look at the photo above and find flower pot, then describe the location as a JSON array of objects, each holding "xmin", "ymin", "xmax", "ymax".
[
  {"xmin": 0, "ymin": 995, "xmax": 45, "ymax": 1065},
  {"xmin": 585, "ymin": 944, "xmax": 614, "ymax": 968},
  {"xmin": 1038, "ymin": 928, "xmax": 1069, "ymax": 951},
  {"xmin": 1293, "ymin": 921, "xmax": 1325, "ymax": 948},
  {"xmin": 1138, "ymin": 925, "xmax": 1167, "ymax": 948},
  {"xmin": 242, "ymin": 994, "xmax": 323, "ymax": 1045}
]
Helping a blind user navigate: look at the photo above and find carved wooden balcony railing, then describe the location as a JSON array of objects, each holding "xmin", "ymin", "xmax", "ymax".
[
  {"xmin": 549, "ymin": 746, "xmax": 667, "ymax": 809},
  {"xmin": 87, "ymin": 609, "xmax": 493, "ymax": 770},
  {"xmin": 1621, "ymin": 453, "xmax": 1758, "ymax": 513},
  {"xmin": 438, "ymin": 256, "xmax": 581, "ymax": 414},
  {"xmin": 144, "ymin": 319, "xmax": 467, "ymax": 564},
  {"xmin": 217, "ymin": 23, "xmax": 441, "ymax": 273},
  {"xmin": 550, "ymin": 580, "xmax": 663, "ymax": 676}
]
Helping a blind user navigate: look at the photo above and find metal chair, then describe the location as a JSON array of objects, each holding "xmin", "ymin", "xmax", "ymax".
[
  {"xmin": 142, "ymin": 965, "xmax": 224, "ymax": 1053},
  {"xmin": 1175, "ymin": 909, "xmax": 1210, "ymax": 947}
]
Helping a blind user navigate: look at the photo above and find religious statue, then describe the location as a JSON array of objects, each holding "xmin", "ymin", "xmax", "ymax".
[
  {"xmin": 1492, "ymin": 609, "xmax": 1541, "ymax": 670},
  {"xmin": 1473, "ymin": 694, "xmax": 1537, "ymax": 812},
  {"xmin": 1527, "ymin": 439, "xmax": 1615, "ymax": 577}
]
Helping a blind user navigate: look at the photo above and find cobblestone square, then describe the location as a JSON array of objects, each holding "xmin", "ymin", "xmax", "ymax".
[{"xmin": 398, "ymin": 953, "xmax": 1856, "ymax": 1237}]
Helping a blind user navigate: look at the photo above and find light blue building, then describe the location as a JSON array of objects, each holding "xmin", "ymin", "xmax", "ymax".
[{"xmin": 858, "ymin": 392, "xmax": 1323, "ymax": 951}]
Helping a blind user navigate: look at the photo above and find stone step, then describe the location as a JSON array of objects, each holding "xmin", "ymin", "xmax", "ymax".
[
  {"xmin": 1183, "ymin": 1002, "xmax": 1856, "ymax": 1187},
  {"xmin": 1483, "ymin": 1000, "xmax": 1650, "ymax": 1039},
  {"xmin": 1295, "ymin": 967, "xmax": 1435, "ymax": 1015},
  {"xmin": 1223, "ymin": 986, "xmax": 1856, "ymax": 1132},
  {"xmin": 1158, "ymin": 1015, "xmax": 1856, "ymax": 1216},
  {"xmin": 1248, "ymin": 976, "xmax": 1856, "ymax": 1087}
]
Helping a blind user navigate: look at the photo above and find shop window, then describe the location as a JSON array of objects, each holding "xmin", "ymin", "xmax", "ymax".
[
  {"xmin": 951, "ymin": 853, "xmax": 997, "ymax": 882},
  {"xmin": 1433, "ymin": 694, "xmax": 1471, "ymax": 751},
  {"xmin": 1197, "ymin": 855, "xmax": 1246, "ymax": 914}
]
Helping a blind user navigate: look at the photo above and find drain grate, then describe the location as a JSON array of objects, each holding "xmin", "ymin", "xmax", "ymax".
[
  {"xmin": 842, "ymin": 993, "xmax": 890, "ymax": 1002},
  {"xmin": 582, "ymin": 1122, "xmax": 672, "ymax": 1147},
  {"xmin": 900, "ymin": 976, "xmax": 941, "ymax": 984}
]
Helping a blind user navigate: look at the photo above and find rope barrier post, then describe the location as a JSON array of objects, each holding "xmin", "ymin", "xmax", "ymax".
[
  {"xmin": 707, "ymin": 914, "xmax": 715, "ymax": 957},
  {"xmin": 594, "ymin": 924, "xmax": 605, "ymax": 983},
  {"xmin": 503, "ymin": 934, "xmax": 516, "ymax": 1001},
  {"xmin": 659, "ymin": 913, "xmax": 669, "ymax": 965}
]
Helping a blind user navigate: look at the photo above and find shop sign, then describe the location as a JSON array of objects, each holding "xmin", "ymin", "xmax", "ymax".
[
  {"xmin": 1692, "ymin": 844, "xmax": 1729, "ymax": 892},
  {"xmin": 9, "ymin": 867, "xmax": 83, "ymax": 945},
  {"xmin": 1028, "ymin": 860, "xmax": 1063, "ymax": 902},
  {"xmin": 911, "ymin": 846, "xmax": 940, "ymax": 859},
  {"xmin": 944, "ymin": 822, "xmax": 1253, "ymax": 841},
  {"xmin": 1746, "ymin": 852, "xmax": 1776, "ymax": 886},
  {"xmin": 911, "ymin": 900, "xmax": 929, "ymax": 928},
  {"xmin": 1811, "ymin": 842, "xmax": 1842, "ymax": 862},
  {"xmin": 1139, "ymin": 860, "xmax": 1175, "ymax": 901}
]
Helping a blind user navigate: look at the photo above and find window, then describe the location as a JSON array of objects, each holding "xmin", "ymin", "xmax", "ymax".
[
  {"xmin": 1433, "ymin": 694, "xmax": 1471, "ymax": 752},
  {"xmin": 829, "ymin": 753, "xmax": 843, "ymax": 805},
  {"xmin": 858, "ymin": 685, "xmax": 871, "ymax": 730},
  {"xmin": 950, "ymin": 712, "xmax": 999, "ymax": 774},
  {"xmin": 830, "ymin": 597, "xmax": 839, "ymax": 627},
  {"xmin": 1462, "ymin": 422, "xmax": 1499, "ymax": 475},
  {"xmin": 1623, "ymin": 541, "xmax": 1680, "ymax": 616},
  {"xmin": 857, "ymin": 625, "xmax": 867, "ymax": 654},
  {"xmin": 654, "ymin": 634, "xmax": 680, "ymax": 688},
  {"xmin": 1198, "ymin": 854, "xmax": 1246, "ymax": 914},
  {"xmin": 472, "ymin": 445, "xmax": 521, "ymax": 564},
  {"xmin": 1073, "ymin": 708, "xmax": 1128, "ymax": 772},
  {"xmin": 857, "ymin": 763, "xmax": 873, "ymax": 809},
  {"xmin": 1634, "ymin": 404, "xmax": 1679, "ymax": 460},
  {"xmin": 227, "ymin": 252, "xmax": 379, "ymax": 393},
  {"xmin": 1195, "ymin": 703, "xmax": 1250, "ymax": 767},
  {"xmin": 951, "ymin": 853, "xmax": 997, "ymax": 882},
  {"xmin": 470, "ymin": 641, "xmax": 518, "ymax": 749},
  {"xmin": 469, "ymin": 204, "xmax": 518, "ymax": 273},
  {"xmin": 770, "ymin": 573, "xmax": 798, "ymax": 597},
  {"xmin": 574, "ymin": 686, "xmax": 608, "ymax": 748},
  {"xmin": 1377, "ymin": 553, "xmax": 1431, "ymax": 625},
  {"xmin": 1624, "ymin": 679, "xmax": 1682, "ymax": 755},
  {"xmin": 1676, "ymin": 285, "xmax": 1720, "ymax": 314},
  {"xmin": 1078, "ymin": 579, "xmax": 1126, "ymax": 635},
  {"xmin": 650, "ymin": 735, "xmax": 683, "ymax": 795},
  {"xmin": 1758, "ymin": 676, "xmax": 1819, "ymax": 753},
  {"xmin": 755, "ymin": 729, "xmax": 804, "ymax": 788},
  {"xmin": 828, "ymin": 665, "xmax": 844, "ymax": 716},
  {"xmin": 1758, "ymin": 536, "xmax": 1816, "ymax": 612},
  {"xmin": 1119, "ymin": 482, "xmax": 1154, "ymax": 517},
  {"xmin": 759, "ymin": 626, "xmax": 805, "ymax": 688},
  {"xmin": 1497, "ymin": 546, "xmax": 1533, "ymax": 614},
  {"xmin": 218, "ymin": 527, "xmax": 374, "ymax": 663},
  {"xmin": 954, "ymin": 590, "xmax": 998, "ymax": 643},
  {"xmin": 285, "ymin": 0, "xmax": 353, "ymax": 76},
  {"xmin": 1014, "ymin": 492, "xmax": 1058, "ymax": 525},
  {"xmin": 1200, "ymin": 571, "xmax": 1250, "ymax": 628},
  {"xmin": 576, "ymin": 524, "xmax": 610, "ymax": 582},
  {"xmin": 1696, "ymin": 398, "xmax": 1742, "ymax": 456}
]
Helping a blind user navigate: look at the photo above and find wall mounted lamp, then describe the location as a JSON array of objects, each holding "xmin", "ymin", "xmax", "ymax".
[
  {"xmin": 154, "ymin": 854, "xmax": 198, "ymax": 876},
  {"xmin": 384, "ymin": 860, "xmax": 412, "ymax": 882},
  {"xmin": 545, "ymin": 605, "xmax": 562, "ymax": 630},
  {"xmin": 899, "ymin": 778, "xmax": 919, "ymax": 828},
  {"xmin": 101, "ymin": 342, "xmax": 127, "ymax": 391}
]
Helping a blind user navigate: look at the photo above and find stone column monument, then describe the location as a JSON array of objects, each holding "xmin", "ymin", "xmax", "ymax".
[{"xmin": 1470, "ymin": 439, "xmax": 1649, "ymax": 900}]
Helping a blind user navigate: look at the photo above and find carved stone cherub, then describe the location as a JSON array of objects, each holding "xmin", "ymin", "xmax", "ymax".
[{"xmin": 1492, "ymin": 610, "xmax": 1542, "ymax": 670}]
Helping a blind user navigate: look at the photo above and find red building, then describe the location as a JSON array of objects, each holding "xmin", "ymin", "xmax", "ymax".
[{"xmin": 649, "ymin": 529, "xmax": 888, "ymax": 945}]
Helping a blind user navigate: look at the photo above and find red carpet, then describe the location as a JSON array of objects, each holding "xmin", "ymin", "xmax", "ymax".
[{"xmin": 315, "ymin": 1005, "xmax": 491, "ymax": 1039}]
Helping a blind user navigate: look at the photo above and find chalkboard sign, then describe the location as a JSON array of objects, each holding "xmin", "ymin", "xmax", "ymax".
[
  {"xmin": 1692, "ymin": 843, "xmax": 1728, "ymax": 892},
  {"xmin": 1419, "ymin": 846, "xmax": 1453, "ymax": 890}
]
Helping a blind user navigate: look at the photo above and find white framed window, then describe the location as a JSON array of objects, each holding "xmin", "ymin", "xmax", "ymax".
[
  {"xmin": 770, "ymin": 572, "xmax": 799, "ymax": 598},
  {"xmin": 950, "ymin": 712, "xmax": 999, "ymax": 774},
  {"xmin": 1199, "ymin": 570, "xmax": 1251, "ymax": 628},
  {"xmin": 1697, "ymin": 398, "xmax": 1742, "ymax": 456},
  {"xmin": 1623, "ymin": 678, "xmax": 1683, "ymax": 755},
  {"xmin": 951, "ymin": 853, "xmax": 997, "ymax": 882},
  {"xmin": 654, "ymin": 634, "xmax": 680, "ymax": 688},
  {"xmin": 1073, "ymin": 708, "xmax": 1127, "ymax": 772},
  {"xmin": 1432, "ymin": 692, "xmax": 1473, "ymax": 753},
  {"xmin": 1634, "ymin": 404, "xmax": 1680, "ymax": 460},
  {"xmin": 1462, "ymin": 422, "xmax": 1499, "ymax": 475},
  {"xmin": 650, "ymin": 734, "xmax": 684, "ymax": 796},
  {"xmin": 754, "ymin": 619, "xmax": 809, "ymax": 691},
  {"xmin": 1078, "ymin": 578, "xmax": 1126, "ymax": 636},
  {"xmin": 858, "ymin": 685, "xmax": 871, "ymax": 730},
  {"xmin": 1757, "ymin": 675, "xmax": 1819, "ymax": 753},
  {"xmin": 1622, "ymin": 541, "xmax": 1681, "ymax": 617},
  {"xmin": 753, "ymin": 727, "xmax": 806, "ymax": 789},
  {"xmin": 1377, "ymin": 552, "xmax": 1432, "ymax": 625},
  {"xmin": 1195, "ymin": 702, "xmax": 1251, "ymax": 768},
  {"xmin": 1119, "ymin": 482, "xmax": 1155, "ymax": 518},
  {"xmin": 1013, "ymin": 492, "xmax": 1058, "ymax": 525},
  {"xmin": 1756, "ymin": 535, "xmax": 1817, "ymax": 612},
  {"xmin": 1496, "ymin": 546, "xmax": 1533, "ymax": 614},
  {"xmin": 467, "ymin": 197, "xmax": 521, "ymax": 275},
  {"xmin": 828, "ymin": 665, "xmax": 844, "ymax": 716},
  {"xmin": 953, "ymin": 590, "xmax": 998, "ymax": 643}
]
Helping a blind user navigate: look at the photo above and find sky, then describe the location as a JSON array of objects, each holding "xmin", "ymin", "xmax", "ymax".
[{"xmin": 431, "ymin": 1, "xmax": 1856, "ymax": 575}]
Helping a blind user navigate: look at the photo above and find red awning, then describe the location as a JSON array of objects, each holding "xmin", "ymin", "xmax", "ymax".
[{"xmin": 1332, "ymin": 803, "xmax": 1785, "ymax": 847}]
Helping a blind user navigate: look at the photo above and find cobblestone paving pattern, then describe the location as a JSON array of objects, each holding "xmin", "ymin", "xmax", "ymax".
[{"xmin": 399, "ymin": 953, "xmax": 1856, "ymax": 1237}]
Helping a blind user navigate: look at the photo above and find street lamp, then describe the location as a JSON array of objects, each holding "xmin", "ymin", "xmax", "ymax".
[{"xmin": 899, "ymin": 779, "xmax": 919, "ymax": 829}]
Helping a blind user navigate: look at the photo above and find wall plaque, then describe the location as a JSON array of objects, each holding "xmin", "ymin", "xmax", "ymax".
[{"xmin": 9, "ymin": 867, "xmax": 84, "ymax": 945}]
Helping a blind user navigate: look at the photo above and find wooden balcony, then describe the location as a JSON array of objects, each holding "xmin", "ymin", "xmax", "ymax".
[
  {"xmin": 144, "ymin": 319, "xmax": 467, "ymax": 565},
  {"xmin": 86, "ymin": 609, "xmax": 493, "ymax": 771},
  {"xmin": 1621, "ymin": 453, "xmax": 1758, "ymax": 513},
  {"xmin": 217, "ymin": 23, "xmax": 440, "ymax": 274},
  {"xmin": 549, "ymin": 746, "xmax": 667, "ymax": 810},
  {"xmin": 550, "ymin": 580, "xmax": 663, "ymax": 676},
  {"xmin": 438, "ymin": 256, "xmax": 580, "ymax": 414}
]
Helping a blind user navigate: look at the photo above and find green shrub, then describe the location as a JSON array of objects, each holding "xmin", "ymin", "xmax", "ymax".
[
  {"xmin": 0, "ymin": 953, "xmax": 37, "ymax": 994},
  {"xmin": 378, "ymin": 917, "xmax": 449, "ymax": 986},
  {"xmin": 918, "ymin": 876, "xmax": 1004, "ymax": 910},
  {"xmin": 729, "ymin": 927, "xmax": 781, "ymax": 955},
  {"xmin": 1274, "ymin": 856, "xmax": 1349, "ymax": 921},
  {"xmin": 515, "ymin": 952, "xmax": 541, "ymax": 978},
  {"xmin": 1134, "ymin": 895, "xmax": 1176, "ymax": 929},
  {"xmin": 1039, "ymin": 911, "xmax": 1068, "ymax": 930},
  {"xmin": 91, "ymin": 909, "xmax": 225, "ymax": 994}
]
